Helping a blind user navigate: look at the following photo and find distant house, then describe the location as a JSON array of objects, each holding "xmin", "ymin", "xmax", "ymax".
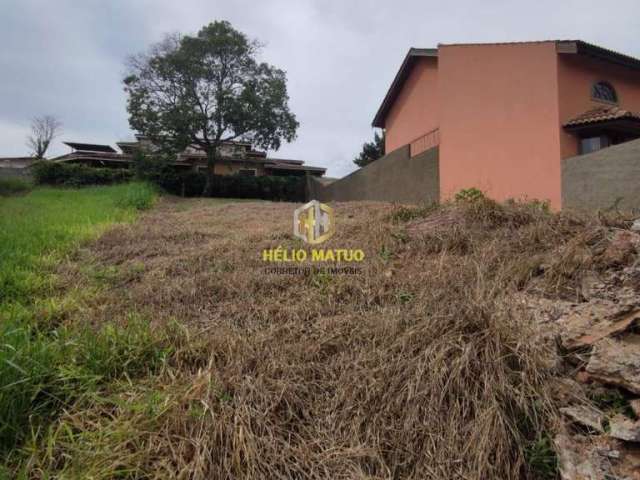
[
  {"xmin": 0, "ymin": 157, "xmax": 39, "ymax": 179},
  {"xmin": 52, "ymin": 138, "xmax": 326, "ymax": 177}
]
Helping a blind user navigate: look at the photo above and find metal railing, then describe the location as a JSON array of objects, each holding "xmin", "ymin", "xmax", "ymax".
[{"xmin": 409, "ymin": 128, "xmax": 440, "ymax": 157}]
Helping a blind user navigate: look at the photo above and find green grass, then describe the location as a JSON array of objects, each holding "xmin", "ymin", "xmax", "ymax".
[
  {"xmin": 0, "ymin": 183, "xmax": 155, "ymax": 304},
  {"xmin": 0, "ymin": 177, "xmax": 32, "ymax": 197},
  {"xmin": 0, "ymin": 182, "xmax": 162, "ymax": 465}
]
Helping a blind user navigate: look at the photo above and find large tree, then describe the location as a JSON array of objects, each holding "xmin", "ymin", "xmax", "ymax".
[
  {"xmin": 27, "ymin": 115, "xmax": 62, "ymax": 159},
  {"xmin": 353, "ymin": 131, "xmax": 384, "ymax": 168},
  {"xmin": 124, "ymin": 21, "xmax": 299, "ymax": 194}
]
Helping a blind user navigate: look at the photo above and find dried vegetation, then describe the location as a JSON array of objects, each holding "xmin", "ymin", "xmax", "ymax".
[{"xmin": 18, "ymin": 195, "xmax": 640, "ymax": 479}]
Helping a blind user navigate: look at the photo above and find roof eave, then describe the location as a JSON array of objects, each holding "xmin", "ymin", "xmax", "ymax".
[
  {"xmin": 371, "ymin": 47, "xmax": 438, "ymax": 128},
  {"xmin": 557, "ymin": 40, "xmax": 640, "ymax": 71}
]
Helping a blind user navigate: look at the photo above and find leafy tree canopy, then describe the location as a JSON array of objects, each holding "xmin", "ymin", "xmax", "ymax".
[
  {"xmin": 353, "ymin": 131, "xmax": 384, "ymax": 168},
  {"xmin": 124, "ymin": 21, "xmax": 299, "ymax": 192}
]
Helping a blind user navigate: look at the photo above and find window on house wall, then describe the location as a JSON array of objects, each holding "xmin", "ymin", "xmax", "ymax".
[
  {"xmin": 580, "ymin": 135, "xmax": 611, "ymax": 154},
  {"xmin": 592, "ymin": 81, "xmax": 618, "ymax": 103}
]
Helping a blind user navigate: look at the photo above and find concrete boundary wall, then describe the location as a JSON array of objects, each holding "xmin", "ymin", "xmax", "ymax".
[
  {"xmin": 308, "ymin": 145, "xmax": 439, "ymax": 204},
  {"xmin": 562, "ymin": 138, "xmax": 640, "ymax": 212},
  {"xmin": 0, "ymin": 168, "xmax": 33, "ymax": 180}
]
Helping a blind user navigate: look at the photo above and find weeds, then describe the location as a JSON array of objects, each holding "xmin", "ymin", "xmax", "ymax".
[
  {"xmin": 0, "ymin": 314, "xmax": 169, "ymax": 454},
  {"xmin": 3, "ymin": 190, "xmax": 634, "ymax": 478},
  {"xmin": 524, "ymin": 434, "xmax": 558, "ymax": 479},
  {"xmin": 388, "ymin": 202, "xmax": 438, "ymax": 222},
  {"xmin": 588, "ymin": 387, "xmax": 637, "ymax": 420},
  {"xmin": 0, "ymin": 183, "xmax": 160, "ymax": 466},
  {"xmin": 116, "ymin": 182, "xmax": 157, "ymax": 211},
  {"xmin": 18, "ymin": 196, "xmax": 580, "ymax": 479},
  {"xmin": 454, "ymin": 187, "xmax": 485, "ymax": 202},
  {"xmin": 0, "ymin": 177, "xmax": 32, "ymax": 196},
  {"xmin": 0, "ymin": 182, "xmax": 155, "ymax": 304}
]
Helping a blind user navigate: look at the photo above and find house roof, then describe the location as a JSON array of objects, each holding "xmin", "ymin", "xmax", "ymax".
[
  {"xmin": 267, "ymin": 158, "xmax": 305, "ymax": 165},
  {"xmin": 52, "ymin": 147, "xmax": 327, "ymax": 174},
  {"xmin": 564, "ymin": 106, "xmax": 640, "ymax": 127},
  {"xmin": 371, "ymin": 48, "xmax": 438, "ymax": 128},
  {"xmin": 63, "ymin": 142, "xmax": 117, "ymax": 153},
  {"xmin": 266, "ymin": 163, "xmax": 326, "ymax": 173},
  {"xmin": 54, "ymin": 151, "xmax": 132, "ymax": 163},
  {"xmin": 372, "ymin": 40, "xmax": 640, "ymax": 128},
  {"xmin": 0, "ymin": 156, "xmax": 35, "ymax": 162},
  {"xmin": 0, "ymin": 157, "xmax": 38, "ymax": 168},
  {"xmin": 557, "ymin": 40, "xmax": 640, "ymax": 71}
]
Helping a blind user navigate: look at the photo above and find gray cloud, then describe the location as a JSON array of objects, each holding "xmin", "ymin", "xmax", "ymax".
[{"xmin": 1, "ymin": 0, "xmax": 639, "ymax": 176}]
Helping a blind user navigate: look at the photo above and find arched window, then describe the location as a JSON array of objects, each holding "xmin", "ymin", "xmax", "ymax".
[{"xmin": 592, "ymin": 81, "xmax": 618, "ymax": 103}]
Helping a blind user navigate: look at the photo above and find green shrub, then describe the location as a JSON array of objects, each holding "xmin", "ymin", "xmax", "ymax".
[
  {"xmin": 131, "ymin": 150, "xmax": 306, "ymax": 201},
  {"xmin": 455, "ymin": 187, "xmax": 486, "ymax": 203},
  {"xmin": 0, "ymin": 177, "xmax": 32, "ymax": 196},
  {"xmin": 32, "ymin": 161, "xmax": 134, "ymax": 187},
  {"xmin": 153, "ymin": 169, "xmax": 305, "ymax": 201},
  {"xmin": 132, "ymin": 149, "xmax": 168, "ymax": 180}
]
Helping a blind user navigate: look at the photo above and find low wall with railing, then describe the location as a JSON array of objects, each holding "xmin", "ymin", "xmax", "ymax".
[
  {"xmin": 409, "ymin": 128, "xmax": 440, "ymax": 157},
  {"xmin": 307, "ymin": 144, "xmax": 439, "ymax": 204}
]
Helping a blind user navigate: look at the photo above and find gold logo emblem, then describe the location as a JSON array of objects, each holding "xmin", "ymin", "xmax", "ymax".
[{"xmin": 293, "ymin": 200, "xmax": 335, "ymax": 244}]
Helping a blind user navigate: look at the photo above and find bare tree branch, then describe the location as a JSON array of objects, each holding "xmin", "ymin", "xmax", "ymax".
[{"xmin": 26, "ymin": 115, "xmax": 62, "ymax": 159}]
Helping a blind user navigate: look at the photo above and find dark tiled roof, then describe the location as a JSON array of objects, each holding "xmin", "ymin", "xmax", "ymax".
[{"xmin": 564, "ymin": 106, "xmax": 640, "ymax": 127}]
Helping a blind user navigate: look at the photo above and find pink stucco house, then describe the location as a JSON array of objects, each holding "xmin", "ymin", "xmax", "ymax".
[{"xmin": 372, "ymin": 40, "xmax": 640, "ymax": 209}]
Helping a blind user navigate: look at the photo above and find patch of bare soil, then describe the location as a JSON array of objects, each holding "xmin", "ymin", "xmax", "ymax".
[{"xmin": 48, "ymin": 196, "xmax": 640, "ymax": 479}]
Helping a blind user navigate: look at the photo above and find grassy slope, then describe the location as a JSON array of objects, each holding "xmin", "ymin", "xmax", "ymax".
[
  {"xmin": 0, "ymin": 183, "xmax": 160, "ymax": 474},
  {"xmin": 1, "ymin": 185, "xmax": 148, "ymax": 304},
  {"xmin": 4, "ymin": 190, "xmax": 632, "ymax": 479},
  {"xmin": 17, "ymin": 195, "xmax": 598, "ymax": 480}
]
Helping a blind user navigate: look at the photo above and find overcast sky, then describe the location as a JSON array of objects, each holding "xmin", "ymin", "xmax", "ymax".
[{"xmin": 1, "ymin": 0, "xmax": 639, "ymax": 177}]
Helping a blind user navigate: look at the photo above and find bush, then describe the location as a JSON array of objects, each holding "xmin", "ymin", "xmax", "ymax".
[
  {"xmin": 455, "ymin": 187, "xmax": 486, "ymax": 203},
  {"xmin": 32, "ymin": 161, "xmax": 134, "ymax": 187},
  {"xmin": 0, "ymin": 177, "xmax": 32, "ymax": 196},
  {"xmin": 132, "ymin": 151, "xmax": 306, "ymax": 201},
  {"xmin": 131, "ymin": 150, "xmax": 174, "ymax": 184},
  {"xmin": 148, "ymin": 168, "xmax": 305, "ymax": 202}
]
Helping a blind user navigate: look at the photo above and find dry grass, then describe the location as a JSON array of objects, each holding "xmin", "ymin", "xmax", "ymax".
[{"xmin": 21, "ymin": 196, "xmax": 639, "ymax": 479}]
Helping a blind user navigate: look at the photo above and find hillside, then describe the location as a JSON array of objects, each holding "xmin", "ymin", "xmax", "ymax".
[{"xmin": 3, "ymin": 190, "xmax": 640, "ymax": 478}]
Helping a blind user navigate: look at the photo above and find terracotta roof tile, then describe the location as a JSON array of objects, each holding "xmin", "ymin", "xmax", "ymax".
[{"xmin": 564, "ymin": 106, "xmax": 640, "ymax": 127}]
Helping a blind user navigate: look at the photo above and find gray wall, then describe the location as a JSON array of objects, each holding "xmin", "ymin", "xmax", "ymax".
[
  {"xmin": 308, "ymin": 145, "xmax": 439, "ymax": 204},
  {"xmin": 0, "ymin": 168, "xmax": 33, "ymax": 180},
  {"xmin": 562, "ymin": 138, "xmax": 640, "ymax": 212}
]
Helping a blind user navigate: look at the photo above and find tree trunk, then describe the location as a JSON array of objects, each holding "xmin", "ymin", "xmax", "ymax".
[{"xmin": 202, "ymin": 147, "xmax": 217, "ymax": 197}]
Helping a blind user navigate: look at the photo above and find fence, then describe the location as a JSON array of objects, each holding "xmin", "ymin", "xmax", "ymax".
[{"xmin": 409, "ymin": 128, "xmax": 440, "ymax": 157}]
